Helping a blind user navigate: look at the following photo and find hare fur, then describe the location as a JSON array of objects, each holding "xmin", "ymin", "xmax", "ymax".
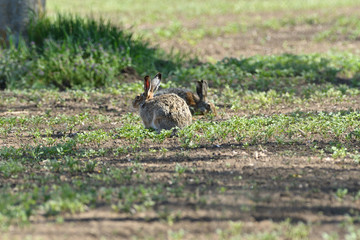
[
  {"xmin": 132, "ymin": 73, "xmax": 192, "ymax": 132},
  {"xmin": 155, "ymin": 80, "xmax": 216, "ymax": 115}
]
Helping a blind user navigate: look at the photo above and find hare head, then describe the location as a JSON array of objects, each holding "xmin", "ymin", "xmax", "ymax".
[
  {"xmin": 196, "ymin": 80, "xmax": 216, "ymax": 115},
  {"xmin": 132, "ymin": 73, "xmax": 161, "ymax": 109}
]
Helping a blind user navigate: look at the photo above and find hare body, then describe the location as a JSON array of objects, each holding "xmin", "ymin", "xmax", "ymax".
[
  {"xmin": 154, "ymin": 80, "xmax": 216, "ymax": 115},
  {"xmin": 133, "ymin": 73, "xmax": 192, "ymax": 132},
  {"xmin": 139, "ymin": 93, "xmax": 192, "ymax": 130}
]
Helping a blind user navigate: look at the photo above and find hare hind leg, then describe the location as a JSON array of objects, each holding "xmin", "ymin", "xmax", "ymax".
[{"xmin": 154, "ymin": 116, "xmax": 177, "ymax": 132}]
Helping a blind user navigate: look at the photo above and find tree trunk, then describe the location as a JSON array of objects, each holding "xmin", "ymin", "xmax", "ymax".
[{"xmin": 0, "ymin": 0, "xmax": 46, "ymax": 43}]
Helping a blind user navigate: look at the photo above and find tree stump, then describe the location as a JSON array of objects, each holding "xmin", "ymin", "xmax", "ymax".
[{"xmin": 0, "ymin": 0, "xmax": 46, "ymax": 44}]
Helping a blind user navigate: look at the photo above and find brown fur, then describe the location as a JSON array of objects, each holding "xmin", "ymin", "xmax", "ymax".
[
  {"xmin": 185, "ymin": 91, "xmax": 197, "ymax": 107},
  {"xmin": 132, "ymin": 74, "xmax": 192, "ymax": 132},
  {"xmin": 154, "ymin": 81, "xmax": 216, "ymax": 115}
]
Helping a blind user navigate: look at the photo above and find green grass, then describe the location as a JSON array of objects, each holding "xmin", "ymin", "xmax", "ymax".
[
  {"xmin": 1, "ymin": 3, "xmax": 360, "ymax": 237},
  {"xmin": 1, "ymin": 107, "xmax": 360, "ymax": 226},
  {"xmin": 172, "ymin": 53, "xmax": 360, "ymax": 91},
  {"xmin": 2, "ymin": 20, "xmax": 360, "ymax": 90},
  {"xmin": 47, "ymin": 0, "xmax": 360, "ymax": 25},
  {"xmin": 1, "ymin": 106, "xmax": 360, "ymax": 227},
  {"xmin": 217, "ymin": 219, "xmax": 311, "ymax": 240},
  {"xmin": 0, "ymin": 14, "xmax": 185, "ymax": 89},
  {"xmin": 1, "ymin": 109, "xmax": 360, "ymax": 151},
  {"xmin": 316, "ymin": 15, "xmax": 360, "ymax": 41},
  {"xmin": 216, "ymin": 218, "xmax": 360, "ymax": 240},
  {"xmin": 46, "ymin": 0, "xmax": 360, "ymax": 43},
  {"xmin": 1, "ymin": 4, "xmax": 360, "ymax": 90}
]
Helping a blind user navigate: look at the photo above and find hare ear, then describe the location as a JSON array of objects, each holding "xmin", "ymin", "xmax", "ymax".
[
  {"xmin": 196, "ymin": 80, "xmax": 208, "ymax": 100},
  {"xmin": 144, "ymin": 76, "xmax": 151, "ymax": 96},
  {"xmin": 150, "ymin": 72, "xmax": 161, "ymax": 93}
]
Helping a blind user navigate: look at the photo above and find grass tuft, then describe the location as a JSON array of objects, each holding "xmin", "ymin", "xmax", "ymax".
[{"xmin": 0, "ymin": 14, "xmax": 184, "ymax": 90}]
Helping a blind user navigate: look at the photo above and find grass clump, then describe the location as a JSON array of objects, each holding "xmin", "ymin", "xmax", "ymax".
[
  {"xmin": 171, "ymin": 53, "xmax": 360, "ymax": 91},
  {"xmin": 2, "ymin": 14, "xmax": 359, "ymax": 93},
  {"xmin": 0, "ymin": 14, "xmax": 183, "ymax": 90}
]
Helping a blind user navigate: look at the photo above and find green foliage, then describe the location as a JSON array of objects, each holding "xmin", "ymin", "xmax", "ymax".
[
  {"xmin": 0, "ymin": 160, "xmax": 25, "ymax": 178},
  {"xmin": 1, "ymin": 98, "xmax": 360, "ymax": 231},
  {"xmin": 0, "ymin": 190, "xmax": 37, "ymax": 228},
  {"xmin": 1, "ymin": 5, "xmax": 360, "ymax": 237},
  {"xmin": 176, "ymin": 111, "xmax": 360, "ymax": 147},
  {"xmin": 175, "ymin": 163, "xmax": 187, "ymax": 176},
  {"xmin": 2, "ymin": 11, "xmax": 360, "ymax": 92},
  {"xmin": 0, "ymin": 14, "xmax": 183, "ymax": 89},
  {"xmin": 331, "ymin": 146, "xmax": 348, "ymax": 159},
  {"xmin": 316, "ymin": 16, "xmax": 360, "ymax": 41},
  {"xmin": 172, "ymin": 53, "xmax": 360, "ymax": 90},
  {"xmin": 335, "ymin": 188, "xmax": 348, "ymax": 201},
  {"xmin": 47, "ymin": 0, "xmax": 360, "ymax": 30}
]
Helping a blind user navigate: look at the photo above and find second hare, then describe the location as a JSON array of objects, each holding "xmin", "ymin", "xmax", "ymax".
[
  {"xmin": 155, "ymin": 80, "xmax": 216, "ymax": 115},
  {"xmin": 132, "ymin": 73, "xmax": 192, "ymax": 132}
]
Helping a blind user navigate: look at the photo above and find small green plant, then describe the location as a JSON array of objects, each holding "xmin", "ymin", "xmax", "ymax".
[
  {"xmin": 84, "ymin": 160, "xmax": 98, "ymax": 173},
  {"xmin": 335, "ymin": 188, "xmax": 348, "ymax": 201},
  {"xmin": 0, "ymin": 160, "xmax": 25, "ymax": 178},
  {"xmin": 322, "ymin": 232, "xmax": 339, "ymax": 240},
  {"xmin": 331, "ymin": 146, "xmax": 348, "ymax": 159},
  {"xmin": 350, "ymin": 151, "xmax": 360, "ymax": 164},
  {"xmin": 282, "ymin": 219, "xmax": 310, "ymax": 240},
  {"xmin": 175, "ymin": 163, "xmax": 187, "ymax": 176},
  {"xmin": 167, "ymin": 229, "xmax": 186, "ymax": 240},
  {"xmin": 217, "ymin": 221, "xmax": 244, "ymax": 239}
]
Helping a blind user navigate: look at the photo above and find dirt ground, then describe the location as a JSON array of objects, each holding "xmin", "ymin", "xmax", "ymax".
[
  {"xmin": 2, "ymin": 6, "xmax": 360, "ymax": 240},
  {"xmin": 1, "ymin": 87, "xmax": 360, "ymax": 240}
]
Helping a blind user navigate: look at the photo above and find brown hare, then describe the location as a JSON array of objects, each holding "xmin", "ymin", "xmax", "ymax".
[
  {"xmin": 132, "ymin": 73, "xmax": 192, "ymax": 132},
  {"xmin": 154, "ymin": 80, "xmax": 216, "ymax": 115}
]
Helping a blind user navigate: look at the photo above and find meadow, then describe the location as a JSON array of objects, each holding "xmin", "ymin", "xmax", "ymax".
[{"xmin": 1, "ymin": 0, "xmax": 360, "ymax": 239}]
